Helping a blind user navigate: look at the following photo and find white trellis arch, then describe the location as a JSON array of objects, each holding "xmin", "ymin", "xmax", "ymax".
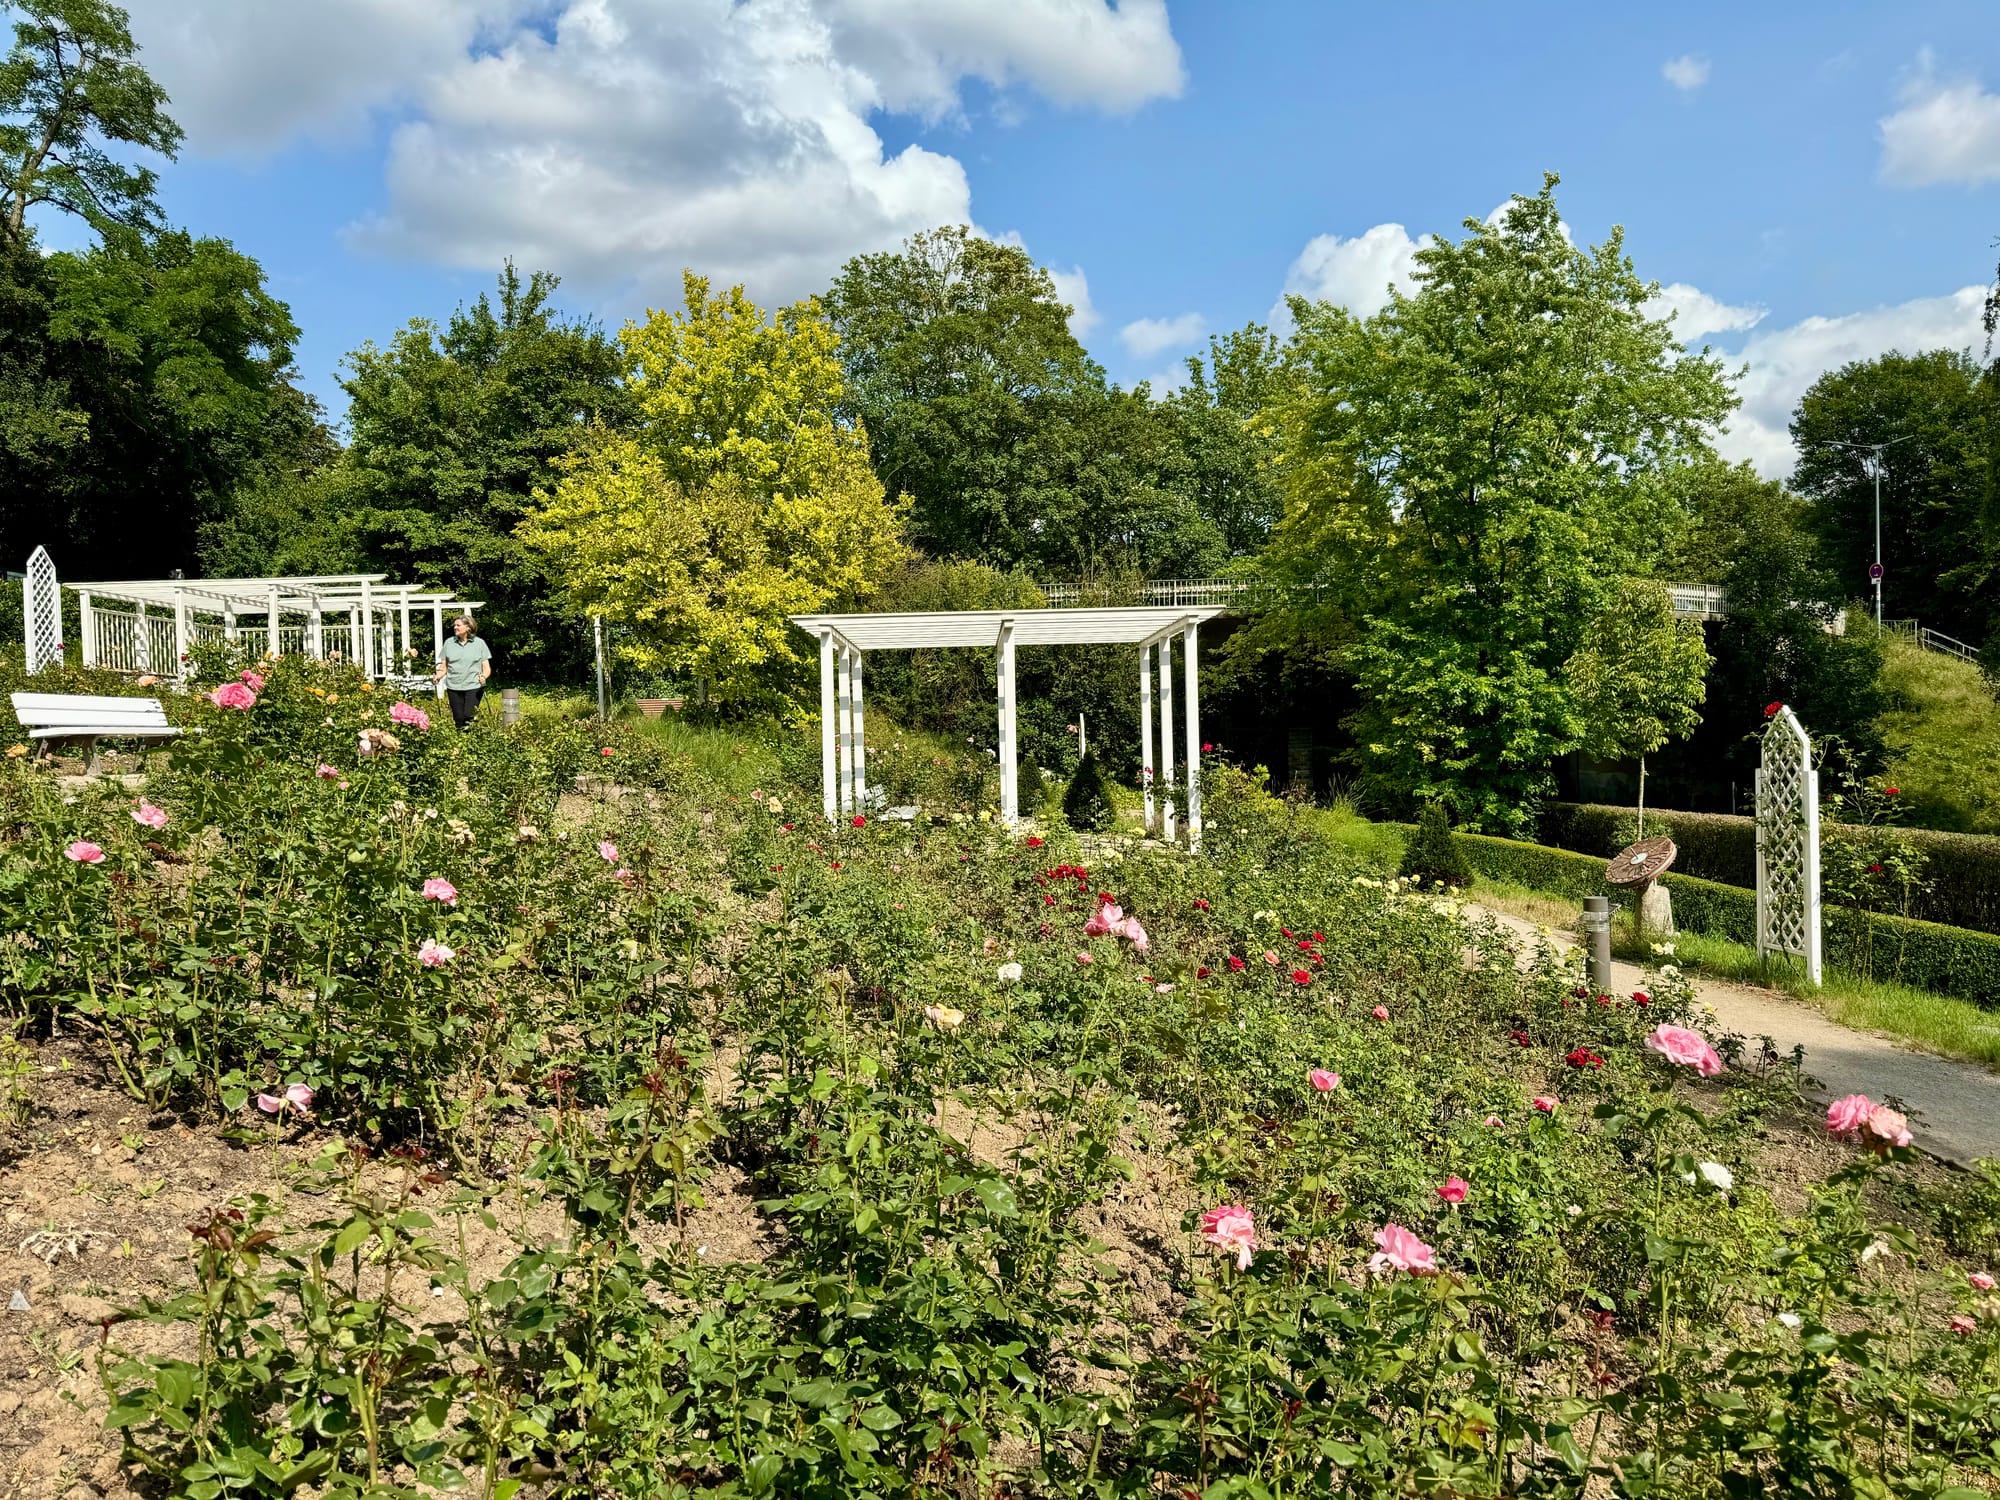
[
  {"xmin": 1754, "ymin": 706, "xmax": 1822, "ymax": 984},
  {"xmin": 22, "ymin": 546, "xmax": 60, "ymax": 673}
]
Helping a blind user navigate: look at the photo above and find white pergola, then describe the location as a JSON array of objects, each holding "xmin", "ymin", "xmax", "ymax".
[
  {"xmin": 790, "ymin": 606, "xmax": 1221, "ymax": 845},
  {"xmin": 64, "ymin": 574, "xmax": 484, "ymax": 682}
]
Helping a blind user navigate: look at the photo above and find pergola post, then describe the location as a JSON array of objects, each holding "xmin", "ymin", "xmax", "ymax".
[
  {"xmin": 359, "ymin": 578, "xmax": 374, "ymax": 678},
  {"xmin": 309, "ymin": 605, "xmax": 323, "ymax": 659},
  {"xmin": 1158, "ymin": 633, "xmax": 1177, "ymax": 841},
  {"xmin": 347, "ymin": 606, "xmax": 360, "ymax": 666},
  {"xmin": 173, "ymin": 590, "xmax": 188, "ymax": 680},
  {"xmin": 78, "ymin": 590, "xmax": 95, "ymax": 669},
  {"xmin": 432, "ymin": 603, "xmax": 444, "ymax": 664},
  {"xmin": 835, "ymin": 642, "xmax": 854, "ymax": 815},
  {"xmin": 223, "ymin": 608, "xmax": 237, "ymax": 645},
  {"xmin": 398, "ymin": 591, "xmax": 411, "ymax": 670},
  {"xmin": 266, "ymin": 586, "xmax": 279, "ymax": 658},
  {"xmin": 819, "ymin": 630, "xmax": 838, "ymax": 822},
  {"xmin": 997, "ymin": 620, "xmax": 1018, "ymax": 826},
  {"xmin": 1138, "ymin": 643, "xmax": 1155, "ymax": 832},
  {"xmin": 851, "ymin": 648, "xmax": 867, "ymax": 813},
  {"xmin": 1183, "ymin": 622, "xmax": 1202, "ymax": 849},
  {"xmin": 135, "ymin": 606, "xmax": 151, "ymax": 673}
]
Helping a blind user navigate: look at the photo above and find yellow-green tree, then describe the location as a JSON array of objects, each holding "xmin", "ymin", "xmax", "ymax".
[{"xmin": 519, "ymin": 273, "xmax": 907, "ymax": 709}]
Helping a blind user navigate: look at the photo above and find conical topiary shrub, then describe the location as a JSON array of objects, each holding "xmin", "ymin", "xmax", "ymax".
[
  {"xmin": 1399, "ymin": 802, "xmax": 1472, "ymax": 889},
  {"xmin": 1061, "ymin": 749, "xmax": 1118, "ymax": 833}
]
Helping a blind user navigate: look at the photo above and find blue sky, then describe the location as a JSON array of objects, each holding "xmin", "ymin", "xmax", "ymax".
[{"xmin": 118, "ymin": 0, "xmax": 2000, "ymax": 473}]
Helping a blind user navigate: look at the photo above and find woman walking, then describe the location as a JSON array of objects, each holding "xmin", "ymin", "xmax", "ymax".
[{"xmin": 434, "ymin": 614, "xmax": 493, "ymax": 730}]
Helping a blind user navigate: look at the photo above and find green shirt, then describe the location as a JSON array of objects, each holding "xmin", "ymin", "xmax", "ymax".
[{"xmin": 440, "ymin": 636, "xmax": 492, "ymax": 691}]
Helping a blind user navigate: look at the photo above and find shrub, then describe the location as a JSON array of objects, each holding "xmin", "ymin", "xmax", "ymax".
[
  {"xmin": 1061, "ymin": 749, "xmax": 1117, "ymax": 832},
  {"xmin": 1400, "ymin": 802, "xmax": 1472, "ymax": 888}
]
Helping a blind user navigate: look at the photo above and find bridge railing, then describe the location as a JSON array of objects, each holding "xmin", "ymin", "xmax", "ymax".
[{"xmin": 1039, "ymin": 577, "xmax": 1724, "ymax": 616}]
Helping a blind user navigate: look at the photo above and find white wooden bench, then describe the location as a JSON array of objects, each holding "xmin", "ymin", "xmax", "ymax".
[{"xmin": 11, "ymin": 692, "xmax": 185, "ymax": 773}]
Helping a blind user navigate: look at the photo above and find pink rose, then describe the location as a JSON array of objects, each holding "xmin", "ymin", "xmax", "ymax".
[
  {"xmin": 1970, "ymin": 1272, "xmax": 1996, "ymax": 1292},
  {"xmin": 1198, "ymin": 1204, "xmax": 1258, "ymax": 1270},
  {"xmin": 418, "ymin": 938, "xmax": 455, "ymax": 968},
  {"xmin": 1950, "ymin": 1314, "xmax": 1977, "ymax": 1336},
  {"xmin": 1370, "ymin": 1005, "xmax": 1390, "ymax": 1021},
  {"xmin": 207, "ymin": 682, "xmax": 256, "ymax": 710},
  {"xmin": 65, "ymin": 840, "xmax": 104, "ymax": 863},
  {"xmin": 255, "ymin": 1082, "xmax": 313, "ymax": 1116},
  {"xmin": 598, "ymin": 840, "xmax": 619, "ymax": 863},
  {"xmin": 1076, "ymin": 952, "xmax": 1093, "ymax": 965},
  {"xmin": 238, "ymin": 670, "xmax": 265, "ymax": 690},
  {"xmin": 1862, "ymin": 1105, "xmax": 1911, "ymax": 1150},
  {"xmin": 130, "ymin": 800, "xmax": 167, "ymax": 830},
  {"xmin": 1532, "ymin": 1095, "xmax": 1558, "ymax": 1114},
  {"xmin": 1826, "ymin": 1094, "xmax": 1875, "ymax": 1136},
  {"xmin": 1367, "ymin": 1223, "xmax": 1437, "ymax": 1276},
  {"xmin": 389, "ymin": 701, "xmax": 431, "ymax": 732},
  {"xmin": 1436, "ymin": 1176, "xmax": 1469, "ymax": 1205},
  {"xmin": 315, "ymin": 763, "xmax": 340, "ymax": 779},
  {"xmin": 421, "ymin": 878, "xmax": 458, "ymax": 906},
  {"xmin": 1084, "ymin": 902, "xmax": 1123, "ymax": 938},
  {"xmin": 1262, "ymin": 949, "xmax": 1280, "ymax": 966},
  {"xmin": 1643, "ymin": 1023, "xmax": 1724, "ymax": 1077},
  {"xmin": 1483, "ymin": 1114, "xmax": 1504, "ymax": 1127},
  {"xmin": 1309, "ymin": 1068, "xmax": 1340, "ymax": 1092}
]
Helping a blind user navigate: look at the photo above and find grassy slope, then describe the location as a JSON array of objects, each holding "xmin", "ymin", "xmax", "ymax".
[{"xmin": 1879, "ymin": 634, "xmax": 2000, "ymax": 834}]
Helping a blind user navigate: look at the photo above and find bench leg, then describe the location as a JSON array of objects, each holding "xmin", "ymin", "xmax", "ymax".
[{"xmin": 84, "ymin": 738, "xmax": 102, "ymax": 777}]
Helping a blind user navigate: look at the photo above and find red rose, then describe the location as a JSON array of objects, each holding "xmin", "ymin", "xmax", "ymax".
[
  {"xmin": 1869, "ymin": 862, "xmax": 1883, "ymax": 874},
  {"xmin": 1884, "ymin": 786, "xmax": 1899, "ymax": 796},
  {"xmin": 1764, "ymin": 702, "xmax": 1782, "ymax": 718},
  {"xmin": 1227, "ymin": 955, "xmax": 1246, "ymax": 972},
  {"xmin": 851, "ymin": 815, "xmax": 866, "ymax": 827},
  {"xmin": 1026, "ymin": 835, "xmax": 1044, "ymax": 847},
  {"xmin": 1197, "ymin": 966, "xmax": 1211, "ymax": 978},
  {"xmin": 1290, "ymin": 969, "xmax": 1311, "ymax": 985}
]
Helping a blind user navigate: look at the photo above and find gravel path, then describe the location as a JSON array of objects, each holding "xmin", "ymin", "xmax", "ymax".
[{"xmin": 1473, "ymin": 905, "xmax": 2000, "ymax": 1168}]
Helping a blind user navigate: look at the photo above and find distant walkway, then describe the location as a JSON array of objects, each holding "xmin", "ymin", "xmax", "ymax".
[{"xmin": 1472, "ymin": 904, "xmax": 2000, "ymax": 1168}]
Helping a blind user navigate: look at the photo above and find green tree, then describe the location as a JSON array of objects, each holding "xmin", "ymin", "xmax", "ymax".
[
  {"xmin": 0, "ymin": 0, "xmax": 180, "ymax": 243},
  {"xmin": 1264, "ymin": 177, "xmax": 1735, "ymax": 831},
  {"xmin": 518, "ymin": 273, "xmax": 907, "ymax": 711},
  {"xmin": 333, "ymin": 264, "xmax": 633, "ymax": 679},
  {"xmin": 1789, "ymin": 349, "xmax": 1994, "ymax": 642},
  {"xmin": 1565, "ymin": 577, "xmax": 1710, "ymax": 834},
  {"xmin": 1155, "ymin": 322, "xmax": 1287, "ymax": 557},
  {"xmin": 825, "ymin": 225, "xmax": 1224, "ymax": 578}
]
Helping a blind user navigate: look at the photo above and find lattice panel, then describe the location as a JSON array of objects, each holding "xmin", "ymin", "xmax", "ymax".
[
  {"xmin": 23, "ymin": 546, "xmax": 59, "ymax": 674},
  {"xmin": 1755, "ymin": 706, "xmax": 1823, "ymax": 984}
]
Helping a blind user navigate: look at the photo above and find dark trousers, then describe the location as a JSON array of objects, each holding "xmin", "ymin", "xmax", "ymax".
[{"xmin": 447, "ymin": 687, "xmax": 483, "ymax": 730}]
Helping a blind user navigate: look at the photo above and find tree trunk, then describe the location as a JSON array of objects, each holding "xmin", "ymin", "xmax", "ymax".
[{"xmin": 1637, "ymin": 753, "xmax": 1646, "ymax": 840}]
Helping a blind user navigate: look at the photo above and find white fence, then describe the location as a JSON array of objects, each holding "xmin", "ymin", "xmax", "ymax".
[{"xmin": 1039, "ymin": 577, "xmax": 1726, "ymax": 617}]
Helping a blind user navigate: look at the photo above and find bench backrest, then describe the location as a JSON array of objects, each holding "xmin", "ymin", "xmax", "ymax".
[{"xmin": 11, "ymin": 692, "xmax": 174, "ymax": 730}]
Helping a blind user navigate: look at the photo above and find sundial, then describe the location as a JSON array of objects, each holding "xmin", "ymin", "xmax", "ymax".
[{"xmin": 1606, "ymin": 834, "xmax": 1676, "ymax": 888}]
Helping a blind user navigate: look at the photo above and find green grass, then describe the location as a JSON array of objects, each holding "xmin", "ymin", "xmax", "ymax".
[
  {"xmin": 622, "ymin": 710, "xmax": 783, "ymax": 793},
  {"xmin": 1879, "ymin": 633, "xmax": 2000, "ymax": 834}
]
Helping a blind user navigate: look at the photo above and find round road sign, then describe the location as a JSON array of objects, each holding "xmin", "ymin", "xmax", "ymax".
[{"xmin": 1868, "ymin": 562, "xmax": 1884, "ymax": 581}]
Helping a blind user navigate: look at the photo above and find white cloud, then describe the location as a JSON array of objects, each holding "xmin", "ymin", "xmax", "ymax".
[
  {"xmin": 1646, "ymin": 282, "xmax": 1766, "ymax": 343},
  {"xmin": 1879, "ymin": 52, "xmax": 2000, "ymax": 186},
  {"xmin": 1270, "ymin": 222, "xmax": 1430, "ymax": 329},
  {"xmin": 1712, "ymin": 285, "xmax": 1988, "ymax": 476},
  {"xmin": 1046, "ymin": 265, "xmax": 1099, "ymax": 336},
  {"xmin": 1662, "ymin": 54, "xmax": 1710, "ymax": 92},
  {"xmin": 1120, "ymin": 311, "xmax": 1204, "ymax": 358},
  {"xmin": 125, "ymin": 0, "xmax": 1183, "ymax": 306}
]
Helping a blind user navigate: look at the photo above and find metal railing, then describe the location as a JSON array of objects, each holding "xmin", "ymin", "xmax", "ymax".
[
  {"xmin": 1037, "ymin": 577, "xmax": 1723, "ymax": 616},
  {"xmin": 1883, "ymin": 619, "xmax": 1980, "ymax": 662}
]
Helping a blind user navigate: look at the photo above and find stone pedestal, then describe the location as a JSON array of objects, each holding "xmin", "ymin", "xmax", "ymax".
[{"xmin": 1635, "ymin": 879, "xmax": 1676, "ymax": 938}]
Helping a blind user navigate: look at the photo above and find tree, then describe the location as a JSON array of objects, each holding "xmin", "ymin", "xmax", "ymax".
[
  {"xmin": 1399, "ymin": 802, "xmax": 1472, "ymax": 888},
  {"xmin": 1565, "ymin": 578, "xmax": 1710, "ymax": 834},
  {"xmin": 518, "ymin": 273, "xmax": 907, "ymax": 710},
  {"xmin": 1263, "ymin": 177, "xmax": 1735, "ymax": 831},
  {"xmin": 1154, "ymin": 322, "xmax": 1287, "ymax": 557},
  {"xmin": 1790, "ymin": 350, "xmax": 1993, "ymax": 641},
  {"xmin": 824, "ymin": 225, "xmax": 1226, "ymax": 578},
  {"xmin": 330, "ymin": 264, "xmax": 632, "ymax": 679},
  {"xmin": 0, "ymin": 0, "xmax": 181, "ymax": 243}
]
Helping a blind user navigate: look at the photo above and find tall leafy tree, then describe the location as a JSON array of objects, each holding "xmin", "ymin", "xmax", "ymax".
[
  {"xmin": 336, "ymin": 264, "xmax": 632, "ymax": 679},
  {"xmin": 1261, "ymin": 177, "xmax": 1735, "ymax": 831},
  {"xmin": 825, "ymin": 225, "xmax": 1222, "ymax": 578},
  {"xmin": 1565, "ymin": 577, "xmax": 1710, "ymax": 834},
  {"xmin": 518, "ymin": 273, "xmax": 907, "ymax": 710},
  {"xmin": 1789, "ymin": 350, "xmax": 1995, "ymax": 642},
  {"xmin": 1156, "ymin": 323, "xmax": 1287, "ymax": 558},
  {"xmin": 0, "ymin": 0, "xmax": 180, "ymax": 243}
]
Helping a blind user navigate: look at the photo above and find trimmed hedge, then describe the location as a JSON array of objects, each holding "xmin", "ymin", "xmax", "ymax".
[
  {"xmin": 1452, "ymin": 828, "xmax": 2000, "ymax": 1010},
  {"xmin": 1538, "ymin": 801, "xmax": 2000, "ymax": 937}
]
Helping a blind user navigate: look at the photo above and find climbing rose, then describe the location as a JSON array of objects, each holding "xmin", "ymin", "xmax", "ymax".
[
  {"xmin": 1309, "ymin": 1068, "xmax": 1340, "ymax": 1092},
  {"xmin": 239, "ymin": 669, "xmax": 265, "ymax": 690},
  {"xmin": 598, "ymin": 840, "xmax": 619, "ymax": 863},
  {"xmin": 208, "ymin": 682, "xmax": 256, "ymax": 710},
  {"xmin": 1436, "ymin": 1176, "xmax": 1469, "ymax": 1205},
  {"xmin": 1950, "ymin": 1314, "xmax": 1977, "ymax": 1336},
  {"xmin": 1643, "ymin": 1023, "xmax": 1723, "ymax": 1077},
  {"xmin": 1368, "ymin": 1223, "xmax": 1437, "ymax": 1276},
  {"xmin": 65, "ymin": 840, "xmax": 104, "ymax": 863},
  {"xmin": 389, "ymin": 701, "xmax": 431, "ymax": 732},
  {"xmin": 1826, "ymin": 1094, "xmax": 1875, "ymax": 1136},
  {"xmin": 130, "ymin": 799, "xmax": 168, "ymax": 830},
  {"xmin": 1370, "ymin": 1005, "xmax": 1389, "ymax": 1021},
  {"xmin": 1198, "ymin": 1205, "xmax": 1258, "ymax": 1270},
  {"xmin": 422, "ymin": 878, "xmax": 458, "ymax": 906},
  {"xmin": 1764, "ymin": 701, "xmax": 1782, "ymax": 718},
  {"xmin": 316, "ymin": 763, "xmax": 340, "ymax": 779},
  {"xmin": 418, "ymin": 938, "xmax": 455, "ymax": 968},
  {"xmin": 1970, "ymin": 1272, "xmax": 1996, "ymax": 1291},
  {"xmin": 1291, "ymin": 968, "xmax": 1312, "ymax": 986},
  {"xmin": 1532, "ymin": 1095, "xmax": 1559, "ymax": 1113}
]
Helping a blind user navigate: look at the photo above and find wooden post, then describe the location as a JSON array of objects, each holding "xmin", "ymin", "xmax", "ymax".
[{"xmin": 819, "ymin": 629, "xmax": 837, "ymax": 822}]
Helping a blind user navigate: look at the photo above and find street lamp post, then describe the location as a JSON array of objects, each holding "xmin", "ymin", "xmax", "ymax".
[{"xmin": 1827, "ymin": 435, "xmax": 1916, "ymax": 634}]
